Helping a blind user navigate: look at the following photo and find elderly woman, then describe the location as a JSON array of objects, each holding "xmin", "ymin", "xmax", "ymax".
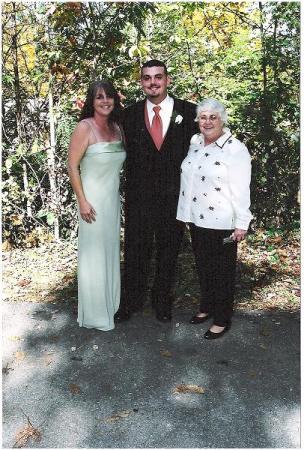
[{"xmin": 177, "ymin": 98, "xmax": 252, "ymax": 339}]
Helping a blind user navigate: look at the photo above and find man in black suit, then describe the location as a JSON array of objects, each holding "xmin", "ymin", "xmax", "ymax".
[{"xmin": 117, "ymin": 60, "xmax": 197, "ymax": 322}]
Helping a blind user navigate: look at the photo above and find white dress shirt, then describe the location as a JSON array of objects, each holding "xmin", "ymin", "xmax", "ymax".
[
  {"xmin": 146, "ymin": 95, "xmax": 174, "ymax": 137},
  {"xmin": 177, "ymin": 129, "xmax": 252, "ymax": 230}
]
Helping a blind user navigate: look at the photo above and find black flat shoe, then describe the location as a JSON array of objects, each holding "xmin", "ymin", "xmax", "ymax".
[
  {"xmin": 155, "ymin": 309, "xmax": 172, "ymax": 322},
  {"xmin": 114, "ymin": 309, "xmax": 131, "ymax": 322},
  {"xmin": 189, "ymin": 314, "xmax": 210, "ymax": 324},
  {"xmin": 204, "ymin": 321, "xmax": 231, "ymax": 340}
]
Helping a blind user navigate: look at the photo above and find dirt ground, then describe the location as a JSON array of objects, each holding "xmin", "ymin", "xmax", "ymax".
[{"xmin": 2, "ymin": 228, "xmax": 300, "ymax": 313}]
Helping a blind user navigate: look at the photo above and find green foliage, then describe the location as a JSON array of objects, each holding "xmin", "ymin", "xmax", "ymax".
[{"xmin": 2, "ymin": 1, "xmax": 300, "ymax": 247}]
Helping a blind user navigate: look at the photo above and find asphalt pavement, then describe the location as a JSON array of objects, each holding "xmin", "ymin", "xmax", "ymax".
[{"xmin": 2, "ymin": 300, "xmax": 300, "ymax": 449}]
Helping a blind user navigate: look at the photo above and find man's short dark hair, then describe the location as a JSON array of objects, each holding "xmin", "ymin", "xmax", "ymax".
[{"xmin": 141, "ymin": 59, "xmax": 168, "ymax": 76}]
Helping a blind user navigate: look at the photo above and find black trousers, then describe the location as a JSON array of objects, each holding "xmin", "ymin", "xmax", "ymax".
[
  {"xmin": 122, "ymin": 207, "xmax": 185, "ymax": 311},
  {"xmin": 190, "ymin": 224, "xmax": 237, "ymax": 327}
]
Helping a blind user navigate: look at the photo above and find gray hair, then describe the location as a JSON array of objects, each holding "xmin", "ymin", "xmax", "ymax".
[{"xmin": 195, "ymin": 98, "xmax": 228, "ymax": 124}]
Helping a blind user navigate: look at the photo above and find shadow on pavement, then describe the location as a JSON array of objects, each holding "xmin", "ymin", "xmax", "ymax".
[{"xmin": 2, "ymin": 298, "xmax": 300, "ymax": 448}]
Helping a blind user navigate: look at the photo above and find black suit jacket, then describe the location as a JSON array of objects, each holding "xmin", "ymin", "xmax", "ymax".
[{"xmin": 122, "ymin": 97, "xmax": 197, "ymax": 219}]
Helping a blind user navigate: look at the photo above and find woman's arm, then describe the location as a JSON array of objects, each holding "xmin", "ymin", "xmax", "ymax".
[
  {"xmin": 228, "ymin": 142, "xmax": 253, "ymax": 241},
  {"xmin": 233, "ymin": 228, "xmax": 247, "ymax": 242},
  {"xmin": 67, "ymin": 121, "xmax": 96, "ymax": 224}
]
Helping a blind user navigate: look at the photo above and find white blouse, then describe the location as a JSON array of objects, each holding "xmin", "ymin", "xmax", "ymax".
[{"xmin": 176, "ymin": 129, "xmax": 253, "ymax": 230}]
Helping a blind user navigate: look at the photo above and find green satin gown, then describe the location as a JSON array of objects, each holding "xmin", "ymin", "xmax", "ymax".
[{"xmin": 77, "ymin": 141, "xmax": 126, "ymax": 331}]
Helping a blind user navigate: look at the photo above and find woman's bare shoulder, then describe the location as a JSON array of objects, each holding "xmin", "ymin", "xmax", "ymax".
[{"xmin": 72, "ymin": 120, "xmax": 91, "ymax": 137}]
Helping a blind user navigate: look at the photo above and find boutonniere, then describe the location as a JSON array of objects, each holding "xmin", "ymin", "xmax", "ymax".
[{"xmin": 171, "ymin": 111, "xmax": 183, "ymax": 125}]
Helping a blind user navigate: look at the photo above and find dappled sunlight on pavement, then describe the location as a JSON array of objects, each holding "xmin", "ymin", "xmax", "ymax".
[{"xmin": 2, "ymin": 301, "xmax": 300, "ymax": 448}]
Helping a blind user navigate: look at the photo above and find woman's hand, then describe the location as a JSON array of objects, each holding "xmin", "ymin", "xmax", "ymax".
[
  {"xmin": 79, "ymin": 200, "xmax": 96, "ymax": 224},
  {"xmin": 232, "ymin": 228, "xmax": 247, "ymax": 242}
]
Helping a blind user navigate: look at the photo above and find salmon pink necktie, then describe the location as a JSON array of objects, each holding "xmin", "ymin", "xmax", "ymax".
[{"xmin": 150, "ymin": 106, "xmax": 163, "ymax": 151}]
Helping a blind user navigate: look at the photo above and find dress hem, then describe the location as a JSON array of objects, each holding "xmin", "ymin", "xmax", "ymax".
[{"xmin": 78, "ymin": 322, "xmax": 115, "ymax": 332}]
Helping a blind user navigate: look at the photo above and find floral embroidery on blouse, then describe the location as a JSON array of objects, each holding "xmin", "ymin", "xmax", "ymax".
[{"xmin": 176, "ymin": 129, "xmax": 253, "ymax": 230}]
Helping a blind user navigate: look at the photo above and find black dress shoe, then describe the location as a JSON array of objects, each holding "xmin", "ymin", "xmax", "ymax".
[
  {"xmin": 155, "ymin": 308, "xmax": 172, "ymax": 322},
  {"xmin": 204, "ymin": 321, "xmax": 231, "ymax": 340},
  {"xmin": 189, "ymin": 314, "xmax": 210, "ymax": 324},
  {"xmin": 156, "ymin": 312, "xmax": 172, "ymax": 322},
  {"xmin": 114, "ymin": 308, "xmax": 131, "ymax": 322}
]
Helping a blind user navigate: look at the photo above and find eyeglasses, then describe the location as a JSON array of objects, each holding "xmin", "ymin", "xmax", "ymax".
[{"xmin": 198, "ymin": 114, "xmax": 220, "ymax": 122}]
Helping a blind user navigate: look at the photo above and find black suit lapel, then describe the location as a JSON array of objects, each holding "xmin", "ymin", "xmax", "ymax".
[
  {"xmin": 136, "ymin": 100, "xmax": 157, "ymax": 149},
  {"xmin": 136, "ymin": 100, "xmax": 147, "ymax": 130}
]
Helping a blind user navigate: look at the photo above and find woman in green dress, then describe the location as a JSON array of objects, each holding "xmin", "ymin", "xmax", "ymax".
[{"xmin": 68, "ymin": 81, "xmax": 126, "ymax": 331}]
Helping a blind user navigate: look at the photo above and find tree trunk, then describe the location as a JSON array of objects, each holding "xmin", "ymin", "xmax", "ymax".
[
  {"xmin": 22, "ymin": 162, "xmax": 32, "ymax": 217},
  {"xmin": 259, "ymin": 2, "xmax": 268, "ymax": 107},
  {"xmin": 47, "ymin": 76, "xmax": 60, "ymax": 240},
  {"xmin": 12, "ymin": 3, "xmax": 22, "ymax": 139}
]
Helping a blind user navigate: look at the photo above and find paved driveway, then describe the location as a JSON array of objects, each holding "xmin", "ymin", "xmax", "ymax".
[{"xmin": 2, "ymin": 301, "xmax": 300, "ymax": 448}]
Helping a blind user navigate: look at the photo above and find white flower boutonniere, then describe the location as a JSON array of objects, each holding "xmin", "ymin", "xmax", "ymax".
[
  {"xmin": 171, "ymin": 111, "xmax": 183, "ymax": 125},
  {"xmin": 175, "ymin": 114, "xmax": 183, "ymax": 124}
]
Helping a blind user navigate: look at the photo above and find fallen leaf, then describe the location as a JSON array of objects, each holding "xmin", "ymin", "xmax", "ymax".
[
  {"xmin": 160, "ymin": 350, "xmax": 172, "ymax": 357},
  {"xmin": 14, "ymin": 351, "xmax": 26, "ymax": 361},
  {"xmin": 2, "ymin": 364, "xmax": 14, "ymax": 375},
  {"xmin": 92, "ymin": 345, "xmax": 98, "ymax": 350},
  {"xmin": 260, "ymin": 344, "xmax": 267, "ymax": 350},
  {"xmin": 71, "ymin": 346, "xmax": 76, "ymax": 352},
  {"xmin": 42, "ymin": 352, "xmax": 53, "ymax": 366},
  {"xmin": 17, "ymin": 278, "xmax": 31, "ymax": 287},
  {"xmin": 62, "ymin": 274, "xmax": 75, "ymax": 282},
  {"xmin": 277, "ymin": 248, "xmax": 287, "ymax": 255},
  {"xmin": 259, "ymin": 328, "xmax": 271, "ymax": 337},
  {"xmin": 68, "ymin": 383, "xmax": 81, "ymax": 394},
  {"xmin": 248, "ymin": 370, "xmax": 257, "ymax": 378},
  {"xmin": 2, "ymin": 240, "xmax": 12, "ymax": 251},
  {"xmin": 14, "ymin": 423, "xmax": 41, "ymax": 448},
  {"xmin": 173, "ymin": 384, "xmax": 205, "ymax": 394},
  {"xmin": 105, "ymin": 410, "xmax": 132, "ymax": 423},
  {"xmin": 266, "ymin": 305, "xmax": 278, "ymax": 310}
]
